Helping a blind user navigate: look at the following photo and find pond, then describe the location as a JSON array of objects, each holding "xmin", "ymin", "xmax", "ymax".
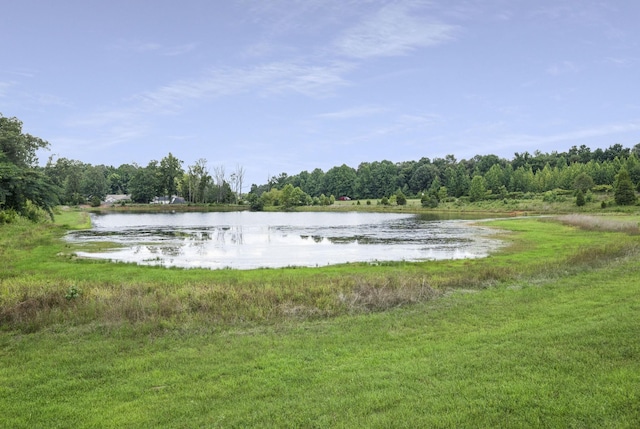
[{"xmin": 66, "ymin": 211, "xmax": 504, "ymax": 270}]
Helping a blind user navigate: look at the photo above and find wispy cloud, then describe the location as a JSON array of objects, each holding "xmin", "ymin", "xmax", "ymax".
[
  {"xmin": 132, "ymin": 60, "xmax": 352, "ymax": 112},
  {"xmin": 466, "ymin": 120, "xmax": 640, "ymax": 156},
  {"xmin": 109, "ymin": 39, "xmax": 196, "ymax": 56},
  {"xmin": 546, "ymin": 60, "xmax": 580, "ymax": 75},
  {"xmin": 0, "ymin": 81, "xmax": 14, "ymax": 98},
  {"xmin": 341, "ymin": 113, "xmax": 443, "ymax": 145},
  {"xmin": 316, "ymin": 105, "xmax": 387, "ymax": 120},
  {"xmin": 66, "ymin": 59, "xmax": 354, "ymax": 150},
  {"xmin": 517, "ymin": 121, "xmax": 640, "ymax": 145},
  {"xmin": 0, "ymin": 68, "xmax": 37, "ymax": 78},
  {"xmin": 335, "ymin": 2, "xmax": 457, "ymax": 59},
  {"xmin": 605, "ymin": 56, "xmax": 635, "ymax": 67}
]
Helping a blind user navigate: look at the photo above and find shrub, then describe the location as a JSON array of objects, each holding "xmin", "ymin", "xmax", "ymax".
[
  {"xmin": 421, "ymin": 195, "xmax": 438, "ymax": 208},
  {"xmin": 65, "ymin": 285, "xmax": 82, "ymax": 300},
  {"xmin": 0, "ymin": 209, "xmax": 18, "ymax": 224},
  {"xmin": 614, "ymin": 169, "xmax": 637, "ymax": 205}
]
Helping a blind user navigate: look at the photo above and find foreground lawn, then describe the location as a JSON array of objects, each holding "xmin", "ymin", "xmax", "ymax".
[{"xmin": 1, "ymin": 210, "xmax": 639, "ymax": 427}]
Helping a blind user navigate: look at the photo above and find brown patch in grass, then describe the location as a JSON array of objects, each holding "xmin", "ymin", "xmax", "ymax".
[
  {"xmin": 339, "ymin": 277, "xmax": 439, "ymax": 312},
  {"xmin": 555, "ymin": 214, "xmax": 640, "ymax": 234}
]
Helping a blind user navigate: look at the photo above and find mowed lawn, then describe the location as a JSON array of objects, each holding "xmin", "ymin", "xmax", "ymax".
[{"xmin": 1, "ymin": 256, "xmax": 639, "ymax": 427}]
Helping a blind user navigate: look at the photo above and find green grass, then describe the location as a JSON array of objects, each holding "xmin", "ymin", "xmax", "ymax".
[
  {"xmin": 1, "ymin": 209, "xmax": 639, "ymax": 427},
  {"xmin": 1, "ymin": 252, "xmax": 638, "ymax": 427}
]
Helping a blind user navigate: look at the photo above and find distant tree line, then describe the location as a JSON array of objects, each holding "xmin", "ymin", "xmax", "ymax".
[
  {"xmin": 248, "ymin": 143, "xmax": 640, "ymax": 209},
  {"xmin": 42, "ymin": 154, "xmax": 246, "ymax": 207},
  {"xmin": 2, "ymin": 113, "xmax": 639, "ymax": 222},
  {"xmin": 1, "ymin": 114, "xmax": 248, "ymax": 221}
]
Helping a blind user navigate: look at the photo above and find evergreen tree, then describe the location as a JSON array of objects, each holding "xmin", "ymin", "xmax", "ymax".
[
  {"xmin": 614, "ymin": 169, "xmax": 637, "ymax": 205},
  {"xmin": 575, "ymin": 189, "xmax": 585, "ymax": 207}
]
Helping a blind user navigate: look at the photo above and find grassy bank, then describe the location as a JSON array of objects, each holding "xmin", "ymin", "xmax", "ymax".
[
  {"xmin": 1, "ymin": 209, "xmax": 639, "ymax": 427},
  {"xmin": 2, "ymin": 209, "xmax": 638, "ymax": 332}
]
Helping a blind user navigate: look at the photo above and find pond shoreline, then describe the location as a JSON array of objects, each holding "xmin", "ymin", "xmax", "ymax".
[{"xmin": 67, "ymin": 211, "xmax": 504, "ymax": 270}]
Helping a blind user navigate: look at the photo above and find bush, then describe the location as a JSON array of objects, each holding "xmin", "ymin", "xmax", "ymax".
[
  {"xmin": 614, "ymin": 170, "xmax": 637, "ymax": 205},
  {"xmin": 576, "ymin": 189, "xmax": 586, "ymax": 207},
  {"xmin": 421, "ymin": 196, "xmax": 438, "ymax": 208},
  {"xmin": 0, "ymin": 209, "xmax": 18, "ymax": 224}
]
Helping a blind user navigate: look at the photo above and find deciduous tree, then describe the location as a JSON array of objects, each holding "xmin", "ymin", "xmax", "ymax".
[{"xmin": 0, "ymin": 115, "xmax": 59, "ymax": 218}]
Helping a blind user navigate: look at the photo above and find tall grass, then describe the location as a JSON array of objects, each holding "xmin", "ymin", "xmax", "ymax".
[{"xmin": 555, "ymin": 213, "xmax": 640, "ymax": 233}]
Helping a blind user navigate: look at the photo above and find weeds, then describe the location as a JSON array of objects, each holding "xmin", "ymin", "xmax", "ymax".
[
  {"xmin": 339, "ymin": 276, "xmax": 438, "ymax": 311},
  {"xmin": 554, "ymin": 214, "xmax": 640, "ymax": 233},
  {"xmin": 65, "ymin": 285, "xmax": 82, "ymax": 300}
]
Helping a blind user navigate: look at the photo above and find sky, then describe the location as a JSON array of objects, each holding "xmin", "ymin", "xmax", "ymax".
[{"xmin": 2, "ymin": 0, "xmax": 639, "ymax": 188}]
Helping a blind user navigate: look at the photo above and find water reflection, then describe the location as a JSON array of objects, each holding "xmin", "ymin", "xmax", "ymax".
[{"xmin": 66, "ymin": 211, "xmax": 502, "ymax": 270}]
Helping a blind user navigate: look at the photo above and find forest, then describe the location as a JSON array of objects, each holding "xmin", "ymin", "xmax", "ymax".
[
  {"xmin": 249, "ymin": 144, "xmax": 640, "ymax": 209},
  {"xmin": 1, "ymin": 113, "xmax": 639, "ymax": 219}
]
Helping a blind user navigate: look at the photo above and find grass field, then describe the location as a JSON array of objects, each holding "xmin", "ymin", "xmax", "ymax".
[{"xmin": 1, "ymin": 207, "xmax": 639, "ymax": 427}]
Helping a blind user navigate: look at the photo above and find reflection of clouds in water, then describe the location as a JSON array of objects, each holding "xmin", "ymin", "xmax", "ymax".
[{"xmin": 67, "ymin": 212, "xmax": 503, "ymax": 270}]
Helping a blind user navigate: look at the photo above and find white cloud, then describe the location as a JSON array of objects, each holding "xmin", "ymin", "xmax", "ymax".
[
  {"xmin": 546, "ymin": 60, "xmax": 580, "ymax": 75},
  {"xmin": 605, "ymin": 56, "xmax": 635, "ymax": 67},
  {"xmin": 336, "ymin": 112, "xmax": 442, "ymax": 145},
  {"xmin": 132, "ymin": 60, "xmax": 353, "ymax": 111},
  {"xmin": 335, "ymin": 2, "xmax": 457, "ymax": 59},
  {"xmin": 524, "ymin": 121, "xmax": 640, "ymax": 144},
  {"xmin": 317, "ymin": 105, "xmax": 387, "ymax": 120},
  {"xmin": 0, "ymin": 81, "xmax": 14, "ymax": 98},
  {"xmin": 464, "ymin": 120, "xmax": 640, "ymax": 156},
  {"xmin": 109, "ymin": 39, "xmax": 196, "ymax": 56},
  {"xmin": 65, "ymin": 59, "xmax": 354, "ymax": 151}
]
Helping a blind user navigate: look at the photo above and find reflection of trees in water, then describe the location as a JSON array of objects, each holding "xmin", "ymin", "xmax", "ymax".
[
  {"xmin": 230, "ymin": 227, "xmax": 243, "ymax": 245},
  {"xmin": 142, "ymin": 245, "xmax": 180, "ymax": 257},
  {"xmin": 190, "ymin": 226, "xmax": 245, "ymax": 247},
  {"xmin": 160, "ymin": 246, "xmax": 181, "ymax": 257},
  {"xmin": 216, "ymin": 228, "xmax": 226, "ymax": 245}
]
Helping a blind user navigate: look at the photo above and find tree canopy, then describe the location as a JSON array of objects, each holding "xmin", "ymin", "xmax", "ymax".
[{"xmin": 1, "ymin": 115, "xmax": 59, "ymax": 219}]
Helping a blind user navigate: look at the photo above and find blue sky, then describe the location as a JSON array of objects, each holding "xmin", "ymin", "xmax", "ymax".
[{"xmin": 2, "ymin": 0, "xmax": 639, "ymax": 188}]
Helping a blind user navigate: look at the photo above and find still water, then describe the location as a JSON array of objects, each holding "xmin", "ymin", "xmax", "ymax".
[{"xmin": 66, "ymin": 212, "xmax": 503, "ymax": 270}]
